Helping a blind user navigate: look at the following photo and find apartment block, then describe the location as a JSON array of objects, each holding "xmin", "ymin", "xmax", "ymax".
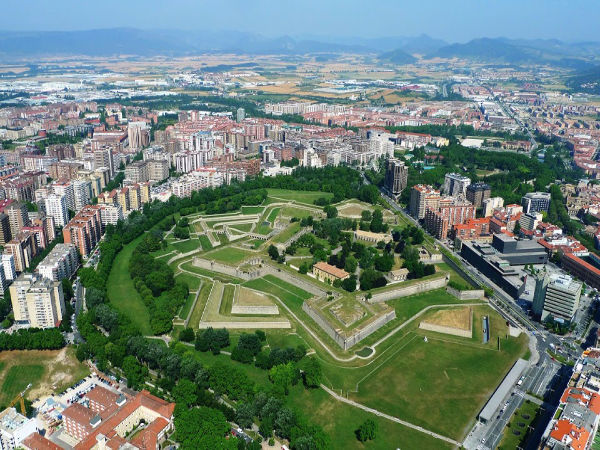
[
  {"xmin": 5, "ymin": 232, "xmax": 36, "ymax": 272},
  {"xmin": 147, "ymin": 159, "xmax": 169, "ymax": 181},
  {"xmin": 63, "ymin": 205, "xmax": 102, "ymax": 257},
  {"xmin": 521, "ymin": 191, "xmax": 551, "ymax": 214},
  {"xmin": 124, "ymin": 161, "xmax": 149, "ymax": 183},
  {"xmin": 443, "ymin": 173, "xmax": 471, "ymax": 197},
  {"xmin": 44, "ymin": 194, "xmax": 69, "ymax": 227},
  {"xmin": 383, "ymin": 158, "xmax": 408, "ymax": 199},
  {"xmin": 466, "ymin": 182, "xmax": 491, "ymax": 208},
  {"xmin": 98, "ymin": 204, "xmax": 124, "ymax": 226},
  {"xmin": 409, "ymin": 184, "xmax": 440, "ymax": 220},
  {"xmin": 424, "ymin": 198, "xmax": 476, "ymax": 239},
  {"xmin": 36, "ymin": 243, "xmax": 79, "ymax": 282},
  {"xmin": 9, "ymin": 273, "xmax": 65, "ymax": 328},
  {"xmin": 5, "ymin": 203, "xmax": 29, "ymax": 237}
]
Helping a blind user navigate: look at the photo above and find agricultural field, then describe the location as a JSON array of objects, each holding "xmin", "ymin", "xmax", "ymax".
[{"xmin": 421, "ymin": 306, "xmax": 472, "ymax": 331}]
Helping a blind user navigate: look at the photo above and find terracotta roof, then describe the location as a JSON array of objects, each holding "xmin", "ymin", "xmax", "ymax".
[
  {"xmin": 550, "ymin": 419, "xmax": 590, "ymax": 450},
  {"xmin": 85, "ymin": 385, "xmax": 119, "ymax": 411},
  {"xmin": 63, "ymin": 402, "xmax": 96, "ymax": 430},
  {"xmin": 22, "ymin": 433, "xmax": 62, "ymax": 450},
  {"xmin": 313, "ymin": 261, "xmax": 349, "ymax": 279}
]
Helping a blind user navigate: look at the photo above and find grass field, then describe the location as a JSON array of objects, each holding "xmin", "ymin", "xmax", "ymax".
[
  {"xmin": 266, "ymin": 207, "xmax": 280, "ymax": 223},
  {"xmin": 0, "ymin": 348, "xmax": 90, "ymax": 405},
  {"xmin": 187, "ymin": 282, "xmax": 212, "ymax": 329},
  {"xmin": 241, "ymin": 206, "xmax": 265, "ymax": 214},
  {"xmin": 171, "ymin": 239, "xmax": 200, "ymax": 253},
  {"xmin": 272, "ymin": 222, "xmax": 301, "ymax": 244},
  {"xmin": 219, "ymin": 284, "xmax": 236, "ymax": 315},
  {"xmin": 243, "ymin": 276, "xmax": 312, "ymax": 309},
  {"xmin": 107, "ymin": 234, "xmax": 152, "ymax": 335},
  {"xmin": 498, "ymin": 401, "xmax": 541, "ymax": 450},
  {"xmin": 204, "ymin": 246, "xmax": 252, "ymax": 265},
  {"xmin": 175, "ymin": 272, "xmax": 203, "ymax": 291},
  {"xmin": 198, "ymin": 235, "xmax": 213, "ymax": 251},
  {"xmin": 228, "ymin": 223, "xmax": 253, "ymax": 233},
  {"xmin": 266, "ymin": 188, "xmax": 333, "ymax": 205},
  {"xmin": 236, "ymin": 286, "xmax": 276, "ymax": 307},
  {"xmin": 178, "ymin": 292, "xmax": 196, "ymax": 320},
  {"xmin": 279, "ymin": 206, "xmax": 317, "ymax": 219},
  {"xmin": 421, "ymin": 306, "xmax": 471, "ymax": 331},
  {"xmin": 287, "ymin": 385, "xmax": 453, "ymax": 450}
]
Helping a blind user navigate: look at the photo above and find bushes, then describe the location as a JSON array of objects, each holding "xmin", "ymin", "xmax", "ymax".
[
  {"xmin": 0, "ymin": 328, "xmax": 64, "ymax": 350},
  {"xmin": 195, "ymin": 328, "xmax": 230, "ymax": 354}
]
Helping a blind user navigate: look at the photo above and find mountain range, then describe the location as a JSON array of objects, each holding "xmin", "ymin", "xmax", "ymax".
[{"xmin": 0, "ymin": 29, "xmax": 598, "ymax": 72}]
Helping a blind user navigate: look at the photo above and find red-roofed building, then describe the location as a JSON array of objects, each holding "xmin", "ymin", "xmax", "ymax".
[
  {"xmin": 548, "ymin": 419, "xmax": 590, "ymax": 450},
  {"xmin": 22, "ymin": 432, "xmax": 62, "ymax": 450},
  {"xmin": 562, "ymin": 253, "xmax": 600, "ymax": 291}
]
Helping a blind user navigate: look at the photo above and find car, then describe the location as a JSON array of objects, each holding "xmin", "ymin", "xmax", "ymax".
[{"xmin": 481, "ymin": 438, "xmax": 486, "ymax": 444}]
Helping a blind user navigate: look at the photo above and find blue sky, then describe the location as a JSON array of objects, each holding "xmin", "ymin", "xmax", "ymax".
[{"xmin": 2, "ymin": 0, "xmax": 598, "ymax": 42}]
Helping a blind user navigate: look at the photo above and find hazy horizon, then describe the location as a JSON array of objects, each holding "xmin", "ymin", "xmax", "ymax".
[{"xmin": 1, "ymin": 0, "xmax": 599, "ymax": 43}]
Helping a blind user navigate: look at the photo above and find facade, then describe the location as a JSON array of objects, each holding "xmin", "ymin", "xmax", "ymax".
[
  {"xmin": 519, "ymin": 212, "xmax": 542, "ymax": 232},
  {"xmin": 383, "ymin": 158, "xmax": 408, "ymax": 199},
  {"xmin": 409, "ymin": 184, "xmax": 440, "ymax": 220},
  {"xmin": 127, "ymin": 122, "xmax": 150, "ymax": 150},
  {"xmin": 466, "ymin": 182, "xmax": 491, "ymax": 208},
  {"xmin": 533, "ymin": 274, "xmax": 582, "ymax": 322},
  {"xmin": 443, "ymin": 173, "xmax": 471, "ymax": 197},
  {"xmin": 147, "ymin": 159, "xmax": 170, "ymax": 181},
  {"xmin": 72, "ymin": 179, "xmax": 92, "ymax": 212},
  {"xmin": 5, "ymin": 203, "xmax": 29, "ymax": 237},
  {"xmin": 9, "ymin": 273, "xmax": 65, "ymax": 328},
  {"xmin": 561, "ymin": 253, "xmax": 600, "ymax": 291},
  {"xmin": 424, "ymin": 198, "xmax": 476, "ymax": 239},
  {"xmin": 62, "ymin": 205, "xmax": 102, "ymax": 257},
  {"xmin": 5, "ymin": 232, "xmax": 36, "ymax": 272},
  {"xmin": 93, "ymin": 148, "xmax": 115, "ymax": 178},
  {"xmin": 98, "ymin": 204, "xmax": 124, "ymax": 226},
  {"xmin": 124, "ymin": 161, "xmax": 149, "ymax": 183},
  {"xmin": 52, "ymin": 182, "xmax": 76, "ymax": 211},
  {"xmin": 0, "ymin": 214, "xmax": 11, "ymax": 246},
  {"xmin": 1, "ymin": 254, "xmax": 16, "ymax": 282},
  {"xmin": 483, "ymin": 197, "xmax": 504, "ymax": 217},
  {"xmin": 44, "ymin": 194, "xmax": 69, "ymax": 227},
  {"xmin": 521, "ymin": 191, "xmax": 551, "ymax": 214},
  {"xmin": 36, "ymin": 243, "xmax": 79, "ymax": 282},
  {"xmin": 313, "ymin": 261, "xmax": 349, "ymax": 284}
]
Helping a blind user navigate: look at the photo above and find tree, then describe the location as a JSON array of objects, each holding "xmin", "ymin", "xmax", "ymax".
[
  {"xmin": 174, "ymin": 407, "xmax": 236, "ymax": 449},
  {"xmin": 268, "ymin": 245, "xmax": 280, "ymax": 261},
  {"xmin": 298, "ymin": 262, "xmax": 310, "ymax": 274},
  {"xmin": 85, "ymin": 287, "xmax": 105, "ymax": 309},
  {"xmin": 358, "ymin": 185, "xmax": 380, "ymax": 204},
  {"xmin": 269, "ymin": 362, "xmax": 298, "ymax": 395},
  {"xmin": 357, "ymin": 419, "xmax": 378, "ymax": 442},
  {"xmin": 235, "ymin": 403, "xmax": 255, "ymax": 429},
  {"xmin": 302, "ymin": 357, "xmax": 322, "ymax": 388},
  {"xmin": 344, "ymin": 256, "xmax": 358, "ymax": 273},
  {"xmin": 341, "ymin": 275, "xmax": 357, "ymax": 292},
  {"xmin": 173, "ymin": 379, "xmax": 198, "ymax": 408},
  {"xmin": 122, "ymin": 355, "xmax": 148, "ymax": 389},
  {"xmin": 324, "ymin": 205, "xmax": 338, "ymax": 219},
  {"xmin": 179, "ymin": 327, "xmax": 195, "ymax": 342}
]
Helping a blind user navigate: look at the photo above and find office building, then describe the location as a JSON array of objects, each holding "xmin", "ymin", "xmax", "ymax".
[
  {"xmin": 9, "ymin": 273, "xmax": 65, "ymax": 328},
  {"xmin": 44, "ymin": 194, "xmax": 69, "ymax": 227},
  {"xmin": 237, "ymin": 107, "xmax": 245, "ymax": 122},
  {"xmin": 124, "ymin": 161, "xmax": 149, "ymax": 183},
  {"xmin": 521, "ymin": 192, "xmax": 551, "ymax": 214},
  {"xmin": 519, "ymin": 212, "xmax": 543, "ymax": 232},
  {"xmin": 409, "ymin": 185, "xmax": 440, "ymax": 220},
  {"xmin": 561, "ymin": 253, "xmax": 600, "ymax": 291},
  {"xmin": 466, "ymin": 182, "xmax": 491, "ymax": 208},
  {"xmin": 383, "ymin": 158, "xmax": 408, "ymax": 199},
  {"xmin": 490, "ymin": 233, "xmax": 548, "ymax": 265},
  {"xmin": 443, "ymin": 173, "xmax": 471, "ymax": 197},
  {"xmin": 36, "ymin": 243, "xmax": 79, "ymax": 282},
  {"xmin": 63, "ymin": 205, "xmax": 102, "ymax": 257},
  {"xmin": 533, "ymin": 273, "xmax": 582, "ymax": 322},
  {"xmin": 0, "ymin": 407, "xmax": 37, "ymax": 450}
]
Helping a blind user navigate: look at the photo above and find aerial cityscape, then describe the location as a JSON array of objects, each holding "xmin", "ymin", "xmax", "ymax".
[{"xmin": 0, "ymin": 1, "xmax": 599, "ymax": 449}]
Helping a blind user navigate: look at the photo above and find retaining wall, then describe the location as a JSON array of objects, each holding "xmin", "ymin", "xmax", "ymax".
[
  {"xmin": 302, "ymin": 301, "xmax": 396, "ymax": 350},
  {"xmin": 418, "ymin": 322, "xmax": 473, "ymax": 338},
  {"xmin": 366, "ymin": 276, "xmax": 449, "ymax": 303},
  {"xmin": 198, "ymin": 321, "xmax": 291, "ymax": 329},
  {"xmin": 231, "ymin": 305, "xmax": 280, "ymax": 315},
  {"xmin": 446, "ymin": 287, "xmax": 485, "ymax": 300}
]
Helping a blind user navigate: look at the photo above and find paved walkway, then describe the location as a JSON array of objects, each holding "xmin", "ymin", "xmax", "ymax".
[{"xmin": 320, "ymin": 384, "xmax": 462, "ymax": 447}]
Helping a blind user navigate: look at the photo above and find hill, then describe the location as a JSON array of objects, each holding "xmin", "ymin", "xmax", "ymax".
[{"xmin": 378, "ymin": 48, "xmax": 417, "ymax": 65}]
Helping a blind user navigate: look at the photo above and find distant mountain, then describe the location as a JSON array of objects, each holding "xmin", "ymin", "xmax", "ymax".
[
  {"xmin": 429, "ymin": 37, "xmax": 599, "ymax": 69},
  {"xmin": 334, "ymin": 34, "xmax": 447, "ymax": 54},
  {"xmin": 566, "ymin": 65, "xmax": 600, "ymax": 94},
  {"xmin": 378, "ymin": 48, "xmax": 417, "ymax": 65}
]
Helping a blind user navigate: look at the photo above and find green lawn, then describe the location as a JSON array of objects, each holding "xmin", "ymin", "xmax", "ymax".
[
  {"xmin": 205, "ymin": 247, "xmax": 252, "ymax": 265},
  {"xmin": 266, "ymin": 188, "xmax": 334, "ymax": 205},
  {"xmin": 287, "ymin": 385, "xmax": 453, "ymax": 450},
  {"xmin": 272, "ymin": 222, "xmax": 301, "ymax": 244},
  {"xmin": 263, "ymin": 275, "xmax": 313, "ymax": 300},
  {"xmin": 280, "ymin": 206, "xmax": 318, "ymax": 219},
  {"xmin": 266, "ymin": 207, "xmax": 280, "ymax": 223},
  {"xmin": 241, "ymin": 206, "xmax": 265, "ymax": 214},
  {"xmin": 199, "ymin": 235, "xmax": 213, "ymax": 251},
  {"xmin": 387, "ymin": 289, "xmax": 466, "ymax": 323},
  {"xmin": 178, "ymin": 293, "xmax": 196, "ymax": 320},
  {"xmin": 107, "ymin": 234, "xmax": 152, "ymax": 335},
  {"xmin": 187, "ymin": 282, "xmax": 212, "ymax": 329},
  {"xmin": 174, "ymin": 272, "xmax": 203, "ymax": 291},
  {"xmin": 498, "ymin": 401, "xmax": 542, "ymax": 450},
  {"xmin": 1, "ymin": 364, "xmax": 45, "ymax": 404},
  {"xmin": 171, "ymin": 239, "xmax": 200, "ymax": 253},
  {"xmin": 219, "ymin": 285, "xmax": 236, "ymax": 315},
  {"xmin": 228, "ymin": 223, "xmax": 253, "ymax": 233}
]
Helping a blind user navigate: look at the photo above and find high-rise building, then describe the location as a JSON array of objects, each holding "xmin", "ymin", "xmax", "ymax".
[
  {"xmin": 1, "ymin": 254, "xmax": 16, "ymax": 282},
  {"xmin": 5, "ymin": 232, "xmax": 36, "ymax": 272},
  {"xmin": 409, "ymin": 185, "xmax": 441, "ymax": 220},
  {"xmin": 53, "ymin": 181, "xmax": 76, "ymax": 211},
  {"xmin": 36, "ymin": 243, "xmax": 79, "ymax": 282},
  {"xmin": 9, "ymin": 273, "xmax": 65, "ymax": 328},
  {"xmin": 466, "ymin": 182, "xmax": 491, "ymax": 209},
  {"xmin": 124, "ymin": 161, "xmax": 149, "ymax": 183},
  {"xmin": 519, "ymin": 212, "xmax": 543, "ymax": 232},
  {"xmin": 72, "ymin": 179, "xmax": 92, "ymax": 212},
  {"xmin": 522, "ymin": 192, "xmax": 551, "ymax": 214},
  {"xmin": 483, "ymin": 197, "xmax": 504, "ymax": 217},
  {"xmin": 533, "ymin": 273, "xmax": 582, "ymax": 322},
  {"xmin": 424, "ymin": 197, "xmax": 476, "ymax": 239},
  {"xmin": 94, "ymin": 148, "xmax": 115, "ymax": 178},
  {"xmin": 98, "ymin": 204, "xmax": 124, "ymax": 226},
  {"xmin": 127, "ymin": 122, "xmax": 150, "ymax": 150},
  {"xmin": 443, "ymin": 173, "xmax": 471, "ymax": 197},
  {"xmin": 147, "ymin": 159, "xmax": 169, "ymax": 181},
  {"xmin": 383, "ymin": 158, "xmax": 408, "ymax": 200},
  {"xmin": 0, "ymin": 214, "xmax": 11, "ymax": 245},
  {"xmin": 44, "ymin": 194, "xmax": 69, "ymax": 227},
  {"xmin": 237, "ymin": 107, "xmax": 245, "ymax": 123},
  {"xmin": 63, "ymin": 205, "xmax": 102, "ymax": 257},
  {"xmin": 4, "ymin": 203, "xmax": 29, "ymax": 237}
]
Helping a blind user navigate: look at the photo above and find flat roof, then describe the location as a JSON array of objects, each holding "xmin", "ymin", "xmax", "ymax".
[{"xmin": 479, "ymin": 358, "xmax": 528, "ymax": 422}]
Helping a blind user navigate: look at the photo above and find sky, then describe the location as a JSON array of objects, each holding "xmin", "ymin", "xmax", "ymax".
[{"xmin": 1, "ymin": 0, "xmax": 599, "ymax": 43}]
